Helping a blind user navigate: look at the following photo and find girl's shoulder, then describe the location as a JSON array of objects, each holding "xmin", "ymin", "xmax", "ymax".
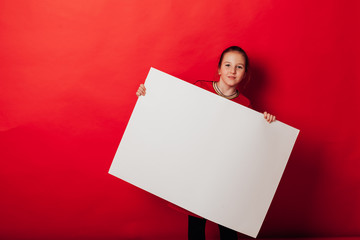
[
  {"xmin": 233, "ymin": 93, "xmax": 251, "ymax": 108},
  {"xmin": 193, "ymin": 80, "xmax": 213, "ymax": 90}
]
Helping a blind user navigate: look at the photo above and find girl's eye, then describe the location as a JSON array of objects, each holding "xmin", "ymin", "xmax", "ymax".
[
  {"xmin": 225, "ymin": 64, "xmax": 231, "ymax": 67},
  {"xmin": 237, "ymin": 65, "xmax": 243, "ymax": 69}
]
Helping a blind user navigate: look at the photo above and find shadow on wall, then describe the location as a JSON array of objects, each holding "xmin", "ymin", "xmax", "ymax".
[
  {"xmin": 259, "ymin": 133, "xmax": 325, "ymax": 237},
  {"xmin": 242, "ymin": 60, "xmax": 268, "ymax": 113},
  {"xmin": 243, "ymin": 60, "xmax": 325, "ymax": 237}
]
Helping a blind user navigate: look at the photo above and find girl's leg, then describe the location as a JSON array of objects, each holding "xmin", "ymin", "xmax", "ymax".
[
  {"xmin": 218, "ymin": 224, "xmax": 238, "ymax": 240},
  {"xmin": 188, "ymin": 215, "xmax": 206, "ymax": 240}
]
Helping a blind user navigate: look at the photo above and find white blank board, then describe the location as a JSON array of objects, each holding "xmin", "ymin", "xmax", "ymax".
[{"xmin": 109, "ymin": 67, "xmax": 299, "ymax": 238}]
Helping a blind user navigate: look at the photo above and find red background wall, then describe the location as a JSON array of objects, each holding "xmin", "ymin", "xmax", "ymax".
[{"xmin": 1, "ymin": 0, "xmax": 359, "ymax": 239}]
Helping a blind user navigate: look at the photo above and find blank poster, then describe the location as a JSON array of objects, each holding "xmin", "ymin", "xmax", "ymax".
[{"xmin": 109, "ymin": 67, "xmax": 299, "ymax": 238}]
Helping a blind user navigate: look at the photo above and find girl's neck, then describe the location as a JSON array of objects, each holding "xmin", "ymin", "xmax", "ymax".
[{"xmin": 216, "ymin": 80, "xmax": 237, "ymax": 96}]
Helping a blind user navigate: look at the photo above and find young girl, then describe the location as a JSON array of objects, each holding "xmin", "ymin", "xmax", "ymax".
[{"xmin": 136, "ymin": 46, "xmax": 275, "ymax": 240}]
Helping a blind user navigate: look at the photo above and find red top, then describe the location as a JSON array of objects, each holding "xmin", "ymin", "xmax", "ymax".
[
  {"xmin": 194, "ymin": 80, "xmax": 251, "ymax": 107},
  {"xmin": 168, "ymin": 80, "xmax": 252, "ymax": 218}
]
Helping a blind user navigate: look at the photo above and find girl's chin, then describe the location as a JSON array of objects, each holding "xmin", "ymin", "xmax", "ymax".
[{"xmin": 222, "ymin": 80, "xmax": 241, "ymax": 87}]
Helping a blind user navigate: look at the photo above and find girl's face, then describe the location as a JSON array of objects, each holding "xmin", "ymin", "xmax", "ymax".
[{"xmin": 218, "ymin": 51, "xmax": 246, "ymax": 87}]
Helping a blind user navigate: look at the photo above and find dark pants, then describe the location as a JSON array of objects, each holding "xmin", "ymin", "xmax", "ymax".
[{"xmin": 188, "ymin": 215, "xmax": 238, "ymax": 240}]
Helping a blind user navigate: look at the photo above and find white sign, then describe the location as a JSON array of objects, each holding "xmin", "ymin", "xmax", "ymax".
[{"xmin": 109, "ymin": 67, "xmax": 299, "ymax": 238}]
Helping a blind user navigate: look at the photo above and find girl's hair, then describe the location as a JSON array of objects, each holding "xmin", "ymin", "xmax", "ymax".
[
  {"xmin": 218, "ymin": 46, "xmax": 249, "ymax": 72},
  {"xmin": 218, "ymin": 46, "xmax": 250, "ymax": 90}
]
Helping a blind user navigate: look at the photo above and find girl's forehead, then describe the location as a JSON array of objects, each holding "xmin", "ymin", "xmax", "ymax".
[
  {"xmin": 223, "ymin": 52, "xmax": 246, "ymax": 62},
  {"xmin": 224, "ymin": 51, "xmax": 244, "ymax": 58}
]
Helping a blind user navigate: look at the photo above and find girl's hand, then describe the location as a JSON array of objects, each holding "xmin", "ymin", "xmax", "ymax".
[
  {"xmin": 136, "ymin": 84, "xmax": 146, "ymax": 97},
  {"xmin": 264, "ymin": 111, "xmax": 276, "ymax": 123}
]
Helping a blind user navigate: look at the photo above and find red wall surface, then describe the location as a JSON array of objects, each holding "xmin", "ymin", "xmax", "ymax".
[{"xmin": 1, "ymin": 0, "xmax": 359, "ymax": 239}]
